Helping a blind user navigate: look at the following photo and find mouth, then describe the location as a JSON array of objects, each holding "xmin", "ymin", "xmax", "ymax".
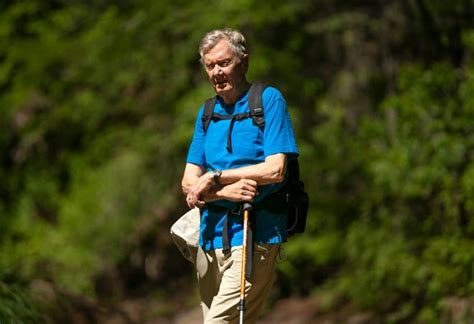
[{"xmin": 215, "ymin": 80, "xmax": 228, "ymax": 89}]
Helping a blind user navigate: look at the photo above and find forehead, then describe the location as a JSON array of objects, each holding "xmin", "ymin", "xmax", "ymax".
[{"xmin": 203, "ymin": 39, "xmax": 236, "ymax": 62}]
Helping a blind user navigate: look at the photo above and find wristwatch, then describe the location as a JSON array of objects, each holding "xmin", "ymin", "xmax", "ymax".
[{"xmin": 209, "ymin": 169, "xmax": 222, "ymax": 185}]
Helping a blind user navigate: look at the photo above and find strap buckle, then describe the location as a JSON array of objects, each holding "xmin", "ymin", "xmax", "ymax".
[
  {"xmin": 230, "ymin": 204, "xmax": 243, "ymax": 216},
  {"xmin": 253, "ymin": 107, "xmax": 264, "ymax": 116}
]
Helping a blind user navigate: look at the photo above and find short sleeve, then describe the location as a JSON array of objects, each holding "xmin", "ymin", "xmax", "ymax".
[
  {"xmin": 261, "ymin": 87, "xmax": 299, "ymax": 157},
  {"xmin": 186, "ymin": 106, "xmax": 207, "ymax": 167}
]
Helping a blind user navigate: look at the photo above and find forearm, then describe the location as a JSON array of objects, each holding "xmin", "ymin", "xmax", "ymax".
[
  {"xmin": 201, "ymin": 185, "xmax": 224, "ymax": 202},
  {"xmin": 203, "ymin": 179, "xmax": 258, "ymax": 203},
  {"xmin": 218, "ymin": 153, "xmax": 287, "ymax": 186},
  {"xmin": 181, "ymin": 163, "xmax": 205, "ymax": 195},
  {"xmin": 182, "ymin": 177, "xmax": 198, "ymax": 195},
  {"xmin": 185, "ymin": 180, "xmax": 249, "ymax": 202},
  {"xmin": 201, "ymin": 184, "xmax": 238, "ymax": 202}
]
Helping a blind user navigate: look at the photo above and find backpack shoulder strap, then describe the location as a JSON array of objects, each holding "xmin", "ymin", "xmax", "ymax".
[
  {"xmin": 202, "ymin": 96, "xmax": 217, "ymax": 134},
  {"xmin": 202, "ymin": 82, "xmax": 267, "ymax": 133},
  {"xmin": 248, "ymin": 82, "xmax": 267, "ymax": 130}
]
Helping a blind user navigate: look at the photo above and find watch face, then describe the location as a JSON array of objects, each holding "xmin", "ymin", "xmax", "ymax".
[{"xmin": 212, "ymin": 170, "xmax": 221, "ymax": 184}]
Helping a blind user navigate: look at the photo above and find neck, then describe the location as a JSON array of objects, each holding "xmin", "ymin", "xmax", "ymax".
[{"xmin": 221, "ymin": 80, "xmax": 251, "ymax": 105}]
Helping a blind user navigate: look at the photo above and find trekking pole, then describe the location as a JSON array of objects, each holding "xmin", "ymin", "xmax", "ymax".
[{"xmin": 238, "ymin": 202, "xmax": 252, "ymax": 324}]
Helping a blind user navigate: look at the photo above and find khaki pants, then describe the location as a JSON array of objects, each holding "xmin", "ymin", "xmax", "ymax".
[{"xmin": 198, "ymin": 244, "xmax": 280, "ymax": 324}]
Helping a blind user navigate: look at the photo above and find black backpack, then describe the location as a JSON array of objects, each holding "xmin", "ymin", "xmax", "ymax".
[{"xmin": 202, "ymin": 82, "xmax": 309, "ymax": 236}]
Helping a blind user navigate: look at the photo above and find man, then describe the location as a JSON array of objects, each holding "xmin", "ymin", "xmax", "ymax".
[{"xmin": 181, "ymin": 28, "xmax": 299, "ymax": 323}]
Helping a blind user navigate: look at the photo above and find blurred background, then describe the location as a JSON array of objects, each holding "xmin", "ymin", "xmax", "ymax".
[{"xmin": 2, "ymin": 0, "xmax": 474, "ymax": 323}]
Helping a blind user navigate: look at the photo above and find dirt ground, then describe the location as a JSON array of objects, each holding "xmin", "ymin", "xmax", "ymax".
[
  {"xmin": 170, "ymin": 297, "xmax": 376, "ymax": 324},
  {"xmin": 31, "ymin": 278, "xmax": 378, "ymax": 324}
]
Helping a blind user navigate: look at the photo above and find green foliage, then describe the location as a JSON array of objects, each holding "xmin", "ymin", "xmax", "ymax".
[
  {"xmin": 341, "ymin": 223, "xmax": 428, "ymax": 308},
  {"xmin": 0, "ymin": 282, "xmax": 41, "ymax": 324},
  {"xmin": 310, "ymin": 59, "xmax": 474, "ymax": 319}
]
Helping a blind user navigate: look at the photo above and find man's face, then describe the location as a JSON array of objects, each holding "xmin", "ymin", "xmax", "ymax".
[{"xmin": 203, "ymin": 39, "xmax": 248, "ymax": 102}]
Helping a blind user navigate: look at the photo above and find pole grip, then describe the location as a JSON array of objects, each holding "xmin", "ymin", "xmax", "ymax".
[{"xmin": 242, "ymin": 202, "xmax": 253, "ymax": 211}]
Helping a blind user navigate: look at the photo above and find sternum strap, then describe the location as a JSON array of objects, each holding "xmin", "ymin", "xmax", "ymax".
[{"xmin": 210, "ymin": 112, "xmax": 251, "ymax": 153}]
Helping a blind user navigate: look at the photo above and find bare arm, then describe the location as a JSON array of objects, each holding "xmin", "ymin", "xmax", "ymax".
[
  {"xmin": 181, "ymin": 163, "xmax": 205, "ymax": 196},
  {"xmin": 185, "ymin": 153, "xmax": 287, "ymax": 208},
  {"xmin": 218, "ymin": 153, "xmax": 287, "ymax": 186},
  {"xmin": 182, "ymin": 163, "xmax": 259, "ymax": 208},
  {"xmin": 205, "ymin": 179, "xmax": 258, "ymax": 203}
]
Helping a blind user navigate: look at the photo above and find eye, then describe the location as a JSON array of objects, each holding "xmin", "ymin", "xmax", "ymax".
[
  {"xmin": 205, "ymin": 63, "xmax": 215, "ymax": 71},
  {"xmin": 220, "ymin": 59, "xmax": 232, "ymax": 67}
]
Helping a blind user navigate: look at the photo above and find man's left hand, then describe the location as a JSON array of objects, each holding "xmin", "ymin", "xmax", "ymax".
[{"xmin": 186, "ymin": 172, "xmax": 214, "ymax": 208}]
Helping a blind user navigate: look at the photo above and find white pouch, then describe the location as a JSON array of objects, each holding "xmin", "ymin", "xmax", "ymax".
[{"xmin": 170, "ymin": 208, "xmax": 207, "ymax": 277}]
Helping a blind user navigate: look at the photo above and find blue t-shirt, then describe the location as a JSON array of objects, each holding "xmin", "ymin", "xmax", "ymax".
[{"xmin": 186, "ymin": 86, "xmax": 299, "ymax": 251}]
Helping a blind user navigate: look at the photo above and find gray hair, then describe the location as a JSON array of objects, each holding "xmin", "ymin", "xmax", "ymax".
[{"xmin": 199, "ymin": 28, "xmax": 248, "ymax": 64}]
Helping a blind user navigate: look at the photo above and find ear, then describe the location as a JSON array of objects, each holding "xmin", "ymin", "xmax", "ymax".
[{"xmin": 241, "ymin": 54, "xmax": 249, "ymax": 73}]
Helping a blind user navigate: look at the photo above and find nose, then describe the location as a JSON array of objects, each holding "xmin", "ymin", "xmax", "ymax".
[{"xmin": 212, "ymin": 65, "xmax": 223, "ymax": 77}]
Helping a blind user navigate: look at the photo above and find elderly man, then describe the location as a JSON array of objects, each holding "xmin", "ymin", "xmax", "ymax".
[{"xmin": 181, "ymin": 28, "xmax": 299, "ymax": 323}]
